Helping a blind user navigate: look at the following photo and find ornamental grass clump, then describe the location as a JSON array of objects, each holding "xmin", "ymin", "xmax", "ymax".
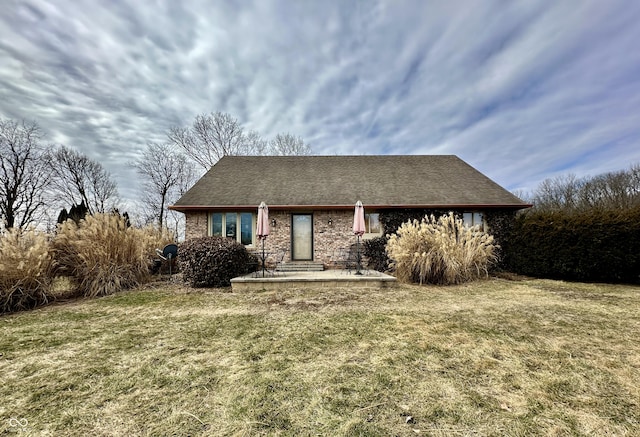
[
  {"xmin": 0, "ymin": 227, "xmax": 53, "ymax": 313},
  {"xmin": 53, "ymin": 213, "xmax": 173, "ymax": 297},
  {"xmin": 386, "ymin": 212, "xmax": 498, "ymax": 285}
]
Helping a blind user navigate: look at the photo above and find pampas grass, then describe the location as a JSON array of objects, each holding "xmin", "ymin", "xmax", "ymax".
[
  {"xmin": 53, "ymin": 213, "xmax": 173, "ymax": 297},
  {"xmin": 386, "ymin": 212, "xmax": 498, "ymax": 285},
  {"xmin": 0, "ymin": 227, "xmax": 53, "ymax": 313}
]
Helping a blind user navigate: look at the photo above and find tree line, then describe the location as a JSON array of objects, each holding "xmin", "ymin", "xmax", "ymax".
[
  {"xmin": 522, "ymin": 164, "xmax": 640, "ymax": 213},
  {"xmin": 1, "ymin": 112, "xmax": 311, "ymax": 231},
  {"xmin": 504, "ymin": 163, "xmax": 640, "ymax": 283}
]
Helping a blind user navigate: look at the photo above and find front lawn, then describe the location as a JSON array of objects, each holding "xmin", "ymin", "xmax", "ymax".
[{"xmin": 1, "ymin": 278, "xmax": 639, "ymax": 436}]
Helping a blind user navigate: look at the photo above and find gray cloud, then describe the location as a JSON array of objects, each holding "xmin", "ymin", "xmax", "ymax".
[{"xmin": 1, "ymin": 0, "xmax": 640, "ymax": 209}]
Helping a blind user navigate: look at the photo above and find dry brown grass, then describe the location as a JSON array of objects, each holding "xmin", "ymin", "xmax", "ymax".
[
  {"xmin": 52, "ymin": 214, "xmax": 173, "ymax": 297},
  {"xmin": 1, "ymin": 278, "xmax": 639, "ymax": 436},
  {"xmin": 387, "ymin": 213, "xmax": 498, "ymax": 285},
  {"xmin": 0, "ymin": 227, "xmax": 53, "ymax": 313}
]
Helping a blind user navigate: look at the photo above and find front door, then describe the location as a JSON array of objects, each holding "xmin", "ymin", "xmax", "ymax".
[{"xmin": 291, "ymin": 214, "xmax": 313, "ymax": 260}]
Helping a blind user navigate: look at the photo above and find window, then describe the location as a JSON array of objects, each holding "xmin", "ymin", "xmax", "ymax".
[
  {"xmin": 211, "ymin": 213, "xmax": 223, "ymax": 236},
  {"xmin": 365, "ymin": 213, "xmax": 381, "ymax": 235},
  {"xmin": 240, "ymin": 212, "xmax": 253, "ymax": 245},
  {"xmin": 210, "ymin": 212, "xmax": 255, "ymax": 245},
  {"xmin": 462, "ymin": 212, "xmax": 485, "ymax": 231},
  {"xmin": 225, "ymin": 213, "xmax": 236, "ymax": 238}
]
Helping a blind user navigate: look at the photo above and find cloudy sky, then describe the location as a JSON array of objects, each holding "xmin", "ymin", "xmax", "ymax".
[{"xmin": 2, "ymin": 0, "xmax": 640, "ymax": 207}]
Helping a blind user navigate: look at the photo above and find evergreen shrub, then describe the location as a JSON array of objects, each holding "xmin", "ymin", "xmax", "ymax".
[
  {"xmin": 363, "ymin": 236, "xmax": 390, "ymax": 272},
  {"xmin": 0, "ymin": 228, "xmax": 53, "ymax": 313},
  {"xmin": 503, "ymin": 207, "xmax": 640, "ymax": 283},
  {"xmin": 386, "ymin": 212, "xmax": 498, "ymax": 285},
  {"xmin": 180, "ymin": 236, "xmax": 255, "ymax": 287}
]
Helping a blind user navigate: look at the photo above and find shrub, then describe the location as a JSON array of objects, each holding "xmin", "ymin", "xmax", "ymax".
[
  {"xmin": 0, "ymin": 228, "xmax": 54, "ymax": 313},
  {"xmin": 52, "ymin": 213, "xmax": 173, "ymax": 297},
  {"xmin": 363, "ymin": 236, "xmax": 390, "ymax": 272},
  {"xmin": 180, "ymin": 236, "xmax": 255, "ymax": 287},
  {"xmin": 379, "ymin": 208, "xmax": 450, "ymax": 234},
  {"xmin": 386, "ymin": 212, "xmax": 498, "ymax": 285},
  {"xmin": 503, "ymin": 207, "xmax": 640, "ymax": 283}
]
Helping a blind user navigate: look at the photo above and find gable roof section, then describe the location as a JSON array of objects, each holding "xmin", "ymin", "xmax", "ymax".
[{"xmin": 170, "ymin": 155, "xmax": 530, "ymax": 211}]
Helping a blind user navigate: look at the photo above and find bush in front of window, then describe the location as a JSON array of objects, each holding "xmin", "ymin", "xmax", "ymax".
[
  {"xmin": 386, "ymin": 212, "xmax": 499, "ymax": 285},
  {"xmin": 363, "ymin": 236, "xmax": 390, "ymax": 272},
  {"xmin": 180, "ymin": 236, "xmax": 256, "ymax": 287}
]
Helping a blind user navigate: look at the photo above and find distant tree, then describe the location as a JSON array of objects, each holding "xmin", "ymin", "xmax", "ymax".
[
  {"xmin": 244, "ymin": 129, "xmax": 268, "ymax": 156},
  {"xmin": 532, "ymin": 164, "xmax": 640, "ymax": 212},
  {"xmin": 533, "ymin": 174, "xmax": 583, "ymax": 212},
  {"xmin": 168, "ymin": 111, "xmax": 312, "ymax": 170},
  {"xmin": 0, "ymin": 119, "xmax": 51, "ymax": 229},
  {"xmin": 56, "ymin": 201, "xmax": 90, "ymax": 225},
  {"xmin": 47, "ymin": 145, "xmax": 118, "ymax": 215},
  {"xmin": 132, "ymin": 142, "xmax": 195, "ymax": 230},
  {"xmin": 267, "ymin": 132, "xmax": 311, "ymax": 156},
  {"xmin": 168, "ymin": 112, "xmax": 247, "ymax": 170}
]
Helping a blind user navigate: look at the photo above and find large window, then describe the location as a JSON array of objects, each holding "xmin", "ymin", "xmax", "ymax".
[
  {"xmin": 364, "ymin": 213, "xmax": 382, "ymax": 236},
  {"xmin": 462, "ymin": 212, "xmax": 485, "ymax": 231},
  {"xmin": 210, "ymin": 212, "xmax": 255, "ymax": 246}
]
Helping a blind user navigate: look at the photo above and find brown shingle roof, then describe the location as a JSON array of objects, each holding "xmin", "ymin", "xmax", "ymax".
[{"xmin": 170, "ymin": 155, "xmax": 529, "ymax": 211}]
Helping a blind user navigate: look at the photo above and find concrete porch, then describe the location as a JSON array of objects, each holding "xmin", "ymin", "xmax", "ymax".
[{"xmin": 230, "ymin": 270, "xmax": 397, "ymax": 292}]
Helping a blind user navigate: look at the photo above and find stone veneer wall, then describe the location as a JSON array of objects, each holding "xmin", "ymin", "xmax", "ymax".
[
  {"xmin": 185, "ymin": 209, "xmax": 369, "ymax": 268},
  {"xmin": 185, "ymin": 212, "xmax": 208, "ymax": 240},
  {"xmin": 312, "ymin": 210, "xmax": 360, "ymax": 267},
  {"xmin": 258, "ymin": 210, "xmax": 361, "ymax": 267}
]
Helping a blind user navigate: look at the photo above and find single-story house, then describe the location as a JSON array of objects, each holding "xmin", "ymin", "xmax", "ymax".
[{"xmin": 169, "ymin": 155, "xmax": 530, "ymax": 266}]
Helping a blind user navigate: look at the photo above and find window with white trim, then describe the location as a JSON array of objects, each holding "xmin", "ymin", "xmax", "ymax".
[{"xmin": 210, "ymin": 212, "xmax": 255, "ymax": 246}]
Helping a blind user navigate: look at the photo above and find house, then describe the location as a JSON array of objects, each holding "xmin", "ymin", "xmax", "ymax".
[{"xmin": 169, "ymin": 155, "xmax": 530, "ymax": 266}]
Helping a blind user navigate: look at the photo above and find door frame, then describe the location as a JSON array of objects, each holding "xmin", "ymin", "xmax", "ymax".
[{"xmin": 290, "ymin": 213, "xmax": 314, "ymax": 261}]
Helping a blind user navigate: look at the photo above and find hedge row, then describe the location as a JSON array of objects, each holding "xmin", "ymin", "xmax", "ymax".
[{"xmin": 502, "ymin": 207, "xmax": 640, "ymax": 283}]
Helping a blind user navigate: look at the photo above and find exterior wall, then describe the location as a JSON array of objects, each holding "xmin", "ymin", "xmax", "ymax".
[
  {"xmin": 258, "ymin": 209, "xmax": 367, "ymax": 267},
  {"xmin": 313, "ymin": 210, "xmax": 359, "ymax": 267},
  {"xmin": 185, "ymin": 212, "xmax": 208, "ymax": 240},
  {"xmin": 262, "ymin": 210, "xmax": 292, "ymax": 260},
  {"xmin": 184, "ymin": 209, "xmax": 377, "ymax": 268}
]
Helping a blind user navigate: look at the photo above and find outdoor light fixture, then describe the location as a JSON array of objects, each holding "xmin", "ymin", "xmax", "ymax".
[
  {"xmin": 271, "ymin": 218, "xmax": 277, "ymax": 227},
  {"xmin": 328, "ymin": 217, "xmax": 333, "ymax": 226}
]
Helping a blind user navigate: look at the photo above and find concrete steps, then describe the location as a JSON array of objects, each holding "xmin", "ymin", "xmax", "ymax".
[{"xmin": 277, "ymin": 262, "xmax": 324, "ymax": 272}]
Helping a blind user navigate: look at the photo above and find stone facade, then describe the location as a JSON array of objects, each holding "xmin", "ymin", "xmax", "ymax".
[
  {"xmin": 185, "ymin": 212, "xmax": 208, "ymax": 240},
  {"xmin": 186, "ymin": 209, "xmax": 374, "ymax": 268},
  {"xmin": 260, "ymin": 210, "xmax": 364, "ymax": 266}
]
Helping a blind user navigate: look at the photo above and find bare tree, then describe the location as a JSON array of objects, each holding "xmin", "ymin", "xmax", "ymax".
[
  {"xmin": 0, "ymin": 119, "xmax": 51, "ymax": 229},
  {"xmin": 47, "ymin": 145, "xmax": 118, "ymax": 215},
  {"xmin": 532, "ymin": 174, "xmax": 583, "ymax": 211},
  {"xmin": 132, "ymin": 142, "xmax": 195, "ymax": 229},
  {"xmin": 244, "ymin": 129, "xmax": 268, "ymax": 155},
  {"xmin": 168, "ymin": 112, "xmax": 313, "ymax": 170},
  {"xmin": 168, "ymin": 112, "xmax": 247, "ymax": 170},
  {"xmin": 533, "ymin": 164, "xmax": 640, "ymax": 212},
  {"xmin": 267, "ymin": 132, "xmax": 311, "ymax": 156}
]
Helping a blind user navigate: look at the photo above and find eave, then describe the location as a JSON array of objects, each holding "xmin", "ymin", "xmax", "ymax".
[{"xmin": 169, "ymin": 203, "xmax": 532, "ymax": 212}]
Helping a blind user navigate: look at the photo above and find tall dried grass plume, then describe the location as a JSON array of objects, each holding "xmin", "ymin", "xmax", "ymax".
[
  {"xmin": 0, "ymin": 227, "xmax": 53, "ymax": 313},
  {"xmin": 52, "ymin": 213, "xmax": 173, "ymax": 297},
  {"xmin": 386, "ymin": 212, "xmax": 498, "ymax": 285}
]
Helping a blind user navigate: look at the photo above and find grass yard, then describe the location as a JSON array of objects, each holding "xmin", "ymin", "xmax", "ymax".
[{"xmin": 1, "ymin": 277, "xmax": 639, "ymax": 436}]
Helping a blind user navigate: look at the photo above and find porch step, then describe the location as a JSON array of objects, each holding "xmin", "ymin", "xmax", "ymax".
[{"xmin": 277, "ymin": 262, "xmax": 324, "ymax": 272}]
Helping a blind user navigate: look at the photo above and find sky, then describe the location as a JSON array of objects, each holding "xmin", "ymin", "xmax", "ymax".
[{"xmin": 2, "ymin": 0, "xmax": 640, "ymax": 210}]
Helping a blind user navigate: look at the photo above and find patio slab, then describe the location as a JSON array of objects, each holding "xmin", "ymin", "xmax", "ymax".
[{"xmin": 230, "ymin": 270, "xmax": 397, "ymax": 292}]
